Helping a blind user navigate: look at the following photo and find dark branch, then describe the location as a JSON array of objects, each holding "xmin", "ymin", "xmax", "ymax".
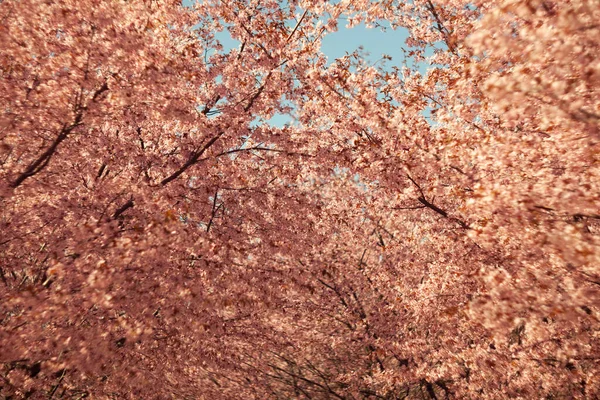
[
  {"xmin": 137, "ymin": 127, "xmax": 146, "ymax": 150},
  {"xmin": 393, "ymin": 205, "xmax": 426, "ymax": 211},
  {"xmin": 407, "ymin": 174, "xmax": 469, "ymax": 229},
  {"xmin": 425, "ymin": 0, "xmax": 456, "ymax": 53},
  {"xmin": 418, "ymin": 196, "xmax": 469, "ymax": 229},
  {"xmin": 96, "ymin": 163, "xmax": 107, "ymax": 180},
  {"xmin": 10, "ymin": 80, "xmax": 110, "ymax": 188},
  {"xmin": 11, "ymin": 114, "xmax": 82, "ymax": 188},
  {"xmin": 244, "ymin": 72, "xmax": 271, "ymax": 112},
  {"xmin": 573, "ymin": 213, "xmax": 600, "ymax": 221},
  {"xmin": 236, "ymin": 41, "xmax": 246, "ymax": 60},
  {"xmin": 266, "ymin": 363, "xmax": 347, "ymax": 400},
  {"xmin": 316, "ymin": 278, "xmax": 349, "ymax": 309},
  {"xmin": 206, "ymin": 188, "xmax": 219, "ymax": 233},
  {"xmin": 113, "ymin": 199, "xmax": 134, "ymax": 219},
  {"xmin": 423, "ymin": 379, "xmax": 439, "ymax": 400},
  {"xmin": 358, "ymin": 248, "xmax": 367, "ymax": 268},
  {"xmin": 160, "ymin": 132, "xmax": 224, "ymax": 186},
  {"xmin": 91, "ymin": 81, "xmax": 109, "ymax": 101},
  {"xmin": 216, "ymin": 146, "xmax": 313, "ymax": 158},
  {"xmin": 286, "ymin": 9, "xmax": 308, "ymax": 44},
  {"xmin": 406, "ymin": 174, "xmax": 426, "ymax": 199},
  {"xmin": 200, "ymin": 94, "xmax": 221, "ymax": 116},
  {"xmin": 417, "ymin": 196, "xmax": 448, "ymax": 218}
]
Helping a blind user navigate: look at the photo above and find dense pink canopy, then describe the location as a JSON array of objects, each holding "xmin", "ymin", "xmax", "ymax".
[{"xmin": 1, "ymin": 0, "xmax": 598, "ymax": 398}]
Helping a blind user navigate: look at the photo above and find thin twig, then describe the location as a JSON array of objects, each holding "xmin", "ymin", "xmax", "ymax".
[
  {"xmin": 216, "ymin": 146, "xmax": 313, "ymax": 158},
  {"xmin": 48, "ymin": 369, "xmax": 66, "ymax": 399},
  {"xmin": 206, "ymin": 188, "xmax": 219, "ymax": 233},
  {"xmin": 286, "ymin": 9, "xmax": 308, "ymax": 44}
]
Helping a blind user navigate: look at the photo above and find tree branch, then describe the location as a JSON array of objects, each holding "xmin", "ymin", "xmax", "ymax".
[
  {"xmin": 10, "ymin": 80, "xmax": 110, "ymax": 188},
  {"xmin": 425, "ymin": 0, "xmax": 456, "ymax": 53},
  {"xmin": 216, "ymin": 146, "xmax": 313, "ymax": 158},
  {"xmin": 113, "ymin": 198, "xmax": 134, "ymax": 219},
  {"xmin": 407, "ymin": 174, "xmax": 469, "ymax": 229},
  {"xmin": 10, "ymin": 116, "xmax": 81, "ymax": 188},
  {"xmin": 160, "ymin": 132, "xmax": 224, "ymax": 186},
  {"xmin": 285, "ymin": 9, "xmax": 308, "ymax": 44},
  {"xmin": 244, "ymin": 73, "xmax": 271, "ymax": 112},
  {"xmin": 199, "ymin": 95, "xmax": 221, "ymax": 116},
  {"xmin": 206, "ymin": 187, "xmax": 219, "ymax": 233}
]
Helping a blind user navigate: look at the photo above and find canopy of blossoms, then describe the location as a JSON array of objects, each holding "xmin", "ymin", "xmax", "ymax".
[{"xmin": 1, "ymin": 0, "xmax": 598, "ymax": 398}]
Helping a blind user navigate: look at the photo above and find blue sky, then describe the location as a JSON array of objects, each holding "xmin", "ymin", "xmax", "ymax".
[
  {"xmin": 322, "ymin": 23, "xmax": 410, "ymax": 66},
  {"xmin": 212, "ymin": 21, "xmax": 413, "ymax": 127},
  {"xmin": 207, "ymin": 17, "xmax": 411, "ymax": 67},
  {"xmin": 181, "ymin": 1, "xmax": 430, "ymax": 127}
]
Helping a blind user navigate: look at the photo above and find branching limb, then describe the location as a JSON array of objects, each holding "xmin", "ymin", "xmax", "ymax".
[
  {"xmin": 244, "ymin": 72, "xmax": 272, "ymax": 112},
  {"xmin": 425, "ymin": 0, "xmax": 456, "ymax": 53},
  {"xmin": 10, "ymin": 79, "xmax": 110, "ymax": 188},
  {"xmin": 406, "ymin": 174, "xmax": 469, "ymax": 229},
  {"xmin": 160, "ymin": 132, "xmax": 224, "ymax": 186},
  {"xmin": 11, "ymin": 117, "xmax": 81, "ymax": 188},
  {"xmin": 113, "ymin": 197, "xmax": 134, "ymax": 219}
]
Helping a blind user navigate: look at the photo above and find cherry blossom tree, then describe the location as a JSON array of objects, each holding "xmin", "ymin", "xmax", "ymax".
[{"xmin": 1, "ymin": 0, "xmax": 598, "ymax": 398}]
